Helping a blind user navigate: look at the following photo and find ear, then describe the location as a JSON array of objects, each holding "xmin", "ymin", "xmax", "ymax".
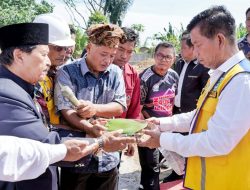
[
  {"xmin": 86, "ymin": 43, "xmax": 92, "ymax": 53},
  {"xmin": 217, "ymin": 33, "xmax": 226, "ymax": 48},
  {"xmin": 13, "ymin": 49, "xmax": 25, "ymax": 65}
]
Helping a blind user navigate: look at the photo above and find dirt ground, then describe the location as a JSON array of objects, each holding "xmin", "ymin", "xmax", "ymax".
[
  {"xmin": 118, "ymin": 146, "xmax": 172, "ymax": 190},
  {"xmin": 133, "ymin": 58, "xmax": 154, "ymax": 73},
  {"xmin": 118, "ymin": 146, "xmax": 141, "ymax": 190}
]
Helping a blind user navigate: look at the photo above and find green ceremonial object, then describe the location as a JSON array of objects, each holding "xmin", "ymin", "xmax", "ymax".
[{"xmin": 105, "ymin": 119, "xmax": 148, "ymax": 136}]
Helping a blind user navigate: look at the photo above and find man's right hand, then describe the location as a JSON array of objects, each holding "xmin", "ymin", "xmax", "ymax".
[
  {"xmin": 102, "ymin": 130, "xmax": 136, "ymax": 152},
  {"xmin": 62, "ymin": 139, "xmax": 96, "ymax": 161}
]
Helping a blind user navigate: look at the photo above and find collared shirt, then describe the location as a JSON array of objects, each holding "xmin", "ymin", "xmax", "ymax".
[
  {"xmin": 238, "ymin": 34, "xmax": 250, "ymax": 60},
  {"xmin": 158, "ymin": 51, "xmax": 250, "ymax": 157},
  {"xmin": 173, "ymin": 58, "xmax": 209, "ymax": 113},
  {"xmin": 35, "ymin": 69, "xmax": 58, "ymax": 126},
  {"xmin": 55, "ymin": 58, "xmax": 126, "ymax": 112},
  {"xmin": 0, "ymin": 136, "xmax": 66, "ymax": 182},
  {"xmin": 118, "ymin": 63, "xmax": 141, "ymax": 119},
  {"xmin": 54, "ymin": 58, "xmax": 125, "ymax": 172}
]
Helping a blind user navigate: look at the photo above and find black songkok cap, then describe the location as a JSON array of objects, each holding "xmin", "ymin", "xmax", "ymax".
[{"xmin": 0, "ymin": 23, "xmax": 49, "ymax": 50}]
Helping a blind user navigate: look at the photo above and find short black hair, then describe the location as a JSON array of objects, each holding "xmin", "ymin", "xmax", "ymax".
[
  {"xmin": 121, "ymin": 27, "xmax": 139, "ymax": 45},
  {"xmin": 187, "ymin": 5, "xmax": 236, "ymax": 45},
  {"xmin": 246, "ymin": 7, "xmax": 250, "ymax": 16},
  {"xmin": 154, "ymin": 42, "xmax": 175, "ymax": 55},
  {"xmin": 181, "ymin": 30, "xmax": 193, "ymax": 47},
  {"xmin": 0, "ymin": 45, "xmax": 36, "ymax": 65}
]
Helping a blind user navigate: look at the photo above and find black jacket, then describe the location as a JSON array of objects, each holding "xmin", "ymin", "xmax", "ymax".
[
  {"xmin": 0, "ymin": 65, "xmax": 92, "ymax": 190},
  {"xmin": 174, "ymin": 59, "xmax": 209, "ymax": 113}
]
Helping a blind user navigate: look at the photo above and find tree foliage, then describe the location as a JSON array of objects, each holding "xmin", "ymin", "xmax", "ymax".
[
  {"xmin": 153, "ymin": 23, "xmax": 184, "ymax": 53},
  {"xmin": 151, "ymin": 22, "xmax": 247, "ymax": 53},
  {"xmin": 131, "ymin": 24, "xmax": 145, "ymax": 33},
  {"xmin": 103, "ymin": 0, "xmax": 133, "ymax": 26},
  {"xmin": 61, "ymin": 0, "xmax": 133, "ymax": 28},
  {"xmin": 130, "ymin": 24, "xmax": 145, "ymax": 47},
  {"xmin": 73, "ymin": 26, "xmax": 88, "ymax": 58},
  {"xmin": 87, "ymin": 11, "xmax": 108, "ymax": 27},
  {"xmin": 236, "ymin": 23, "xmax": 247, "ymax": 39},
  {"xmin": 0, "ymin": 0, "xmax": 54, "ymax": 27}
]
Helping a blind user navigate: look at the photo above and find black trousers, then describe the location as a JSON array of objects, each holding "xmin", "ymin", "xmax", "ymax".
[
  {"xmin": 60, "ymin": 167, "xmax": 119, "ymax": 190},
  {"xmin": 138, "ymin": 146, "xmax": 160, "ymax": 190}
]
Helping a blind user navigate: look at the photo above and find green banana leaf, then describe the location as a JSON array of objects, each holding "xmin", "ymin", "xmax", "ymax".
[{"xmin": 105, "ymin": 119, "xmax": 148, "ymax": 136}]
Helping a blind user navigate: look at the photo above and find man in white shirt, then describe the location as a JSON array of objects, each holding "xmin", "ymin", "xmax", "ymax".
[
  {"xmin": 161, "ymin": 30, "xmax": 209, "ymax": 183},
  {"xmin": 138, "ymin": 6, "xmax": 250, "ymax": 190},
  {"xmin": 0, "ymin": 136, "xmax": 92, "ymax": 182}
]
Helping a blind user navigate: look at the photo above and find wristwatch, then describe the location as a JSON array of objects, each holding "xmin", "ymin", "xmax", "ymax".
[
  {"xmin": 94, "ymin": 137, "xmax": 104, "ymax": 155},
  {"xmin": 97, "ymin": 137, "xmax": 104, "ymax": 149}
]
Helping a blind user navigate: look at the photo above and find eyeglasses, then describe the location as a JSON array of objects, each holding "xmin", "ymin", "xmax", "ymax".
[
  {"xmin": 155, "ymin": 53, "xmax": 174, "ymax": 61},
  {"xmin": 51, "ymin": 45, "xmax": 71, "ymax": 53}
]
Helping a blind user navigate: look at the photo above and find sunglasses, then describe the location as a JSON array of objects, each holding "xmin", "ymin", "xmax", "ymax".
[{"xmin": 51, "ymin": 45, "xmax": 71, "ymax": 53}]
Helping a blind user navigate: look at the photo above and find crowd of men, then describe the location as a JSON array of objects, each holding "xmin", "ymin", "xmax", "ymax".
[{"xmin": 0, "ymin": 5, "xmax": 249, "ymax": 190}]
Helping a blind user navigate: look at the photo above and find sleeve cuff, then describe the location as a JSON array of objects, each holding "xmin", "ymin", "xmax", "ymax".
[
  {"xmin": 46, "ymin": 144, "xmax": 67, "ymax": 164},
  {"xmin": 159, "ymin": 132, "xmax": 175, "ymax": 151}
]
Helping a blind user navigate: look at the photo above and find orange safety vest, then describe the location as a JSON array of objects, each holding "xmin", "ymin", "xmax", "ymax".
[{"xmin": 184, "ymin": 60, "xmax": 250, "ymax": 190}]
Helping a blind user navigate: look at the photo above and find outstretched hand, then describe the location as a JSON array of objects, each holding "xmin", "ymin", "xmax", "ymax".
[
  {"xmin": 63, "ymin": 139, "xmax": 94, "ymax": 161},
  {"xmin": 137, "ymin": 127, "xmax": 161, "ymax": 149},
  {"xmin": 102, "ymin": 130, "xmax": 136, "ymax": 152}
]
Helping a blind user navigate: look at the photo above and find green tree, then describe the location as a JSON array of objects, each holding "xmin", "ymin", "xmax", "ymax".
[
  {"xmin": 104, "ymin": 0, "xmax": 133, "ymax": 26},
  {"xmin": 153, "ymin": 23, "xmax": 182, "ymax": 53},
  {"xmin": 0, "ymin": 0, "xmax": 54, "ymax": 27},
  {"xmin": 87, "ymin": 11, "xmax": 108, "ymax": 27},
  {"xmin": 73, "ymin": 27, "xmax": 88, "ymax": 58},
  {"xmin": 237, "ymin": 23, "xmax": 247, "ymax": 39},
  {"xmin": 131, "ymin": 24, "xmax": 145, "ymax": 33},
  {"xmin": 62, "ymin": 0, "xmax": 133, "ymax": 28},
  {"xmin": 130, "ymin": 24, "xmax": 145, "ymax": 47}
]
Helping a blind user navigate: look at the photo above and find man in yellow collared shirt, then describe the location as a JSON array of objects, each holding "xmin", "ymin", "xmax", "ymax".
[
  {"xmin": 138, "ymin": 6, "xmax": 250, "ymax": 190},
  {"xmin": 33, "ymin": 14, "xmax": 75, "ymax": 126}
]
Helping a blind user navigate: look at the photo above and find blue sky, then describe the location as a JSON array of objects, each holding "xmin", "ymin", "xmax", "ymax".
[{"xmin": 51, "ymin": 0, "xmax": 248, "ymax": 44}]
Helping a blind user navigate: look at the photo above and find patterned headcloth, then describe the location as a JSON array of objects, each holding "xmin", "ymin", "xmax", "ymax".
[{"xmin": 87, "ymin": 24, "xmax": 125, "ymax": 48}]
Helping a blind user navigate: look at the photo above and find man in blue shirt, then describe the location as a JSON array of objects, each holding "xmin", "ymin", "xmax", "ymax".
[
  {"xmin": 54, "ymin": 23, "xmax": 127, "ymax": 190},
  {"xmin": 238, "ymin": 7, "xmax": 250, "ymax": 60}
]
